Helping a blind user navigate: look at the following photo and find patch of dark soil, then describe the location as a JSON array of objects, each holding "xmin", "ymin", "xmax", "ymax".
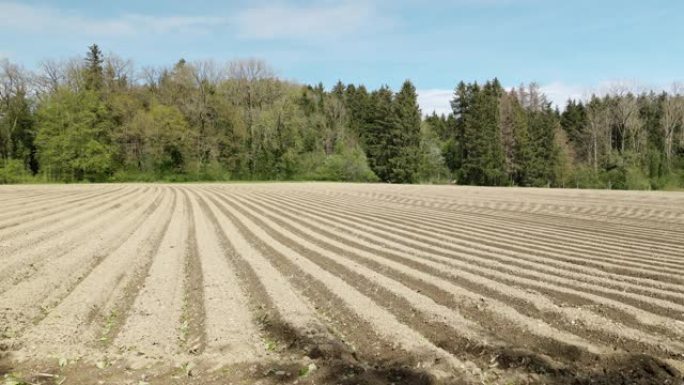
[{"xmin": 538, "ymin": 353, "xmax": 683, "ymax": 385}]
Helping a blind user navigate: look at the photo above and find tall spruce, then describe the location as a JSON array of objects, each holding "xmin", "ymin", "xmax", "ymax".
[
  {"xmin": 84, "ymin": 44, "xmax": 104, "ymax": 92},
  {"xmin": 451, "ymin": 80, "xmax": 506, "ymax": 185},
  {"xmin": 389, "ymin": 80, "xmax": 422, "ymax": 183},
  {"xmin": 362, "ymin": 86, "xmax": 394, "ymax": 182}
]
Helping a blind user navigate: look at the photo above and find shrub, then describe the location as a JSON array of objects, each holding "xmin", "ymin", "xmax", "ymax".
[
  {"xmin": 0, "ymin": 159, "xmax": 33, "ymax": 184},
  {"xmin": 567, "ymin": 166, "xmax": 602, "ymax": 189},
  {"xmin": 314, "ymin": 148, "xmax": 379, "ymax": 182},
  {"xmin": 625, "ymin": 167, "xmax": 651, "ymax": 190}
]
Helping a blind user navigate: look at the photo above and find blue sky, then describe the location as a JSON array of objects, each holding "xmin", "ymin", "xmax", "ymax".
[{"xmin": 1, "ymin": 0, "xmax": 683, "ymax": 113}]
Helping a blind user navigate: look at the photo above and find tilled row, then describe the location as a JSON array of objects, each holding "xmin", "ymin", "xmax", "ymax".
[
  {"xmin": 312, "ymin": 187, "xmax": 684, "ymax": 248},
  {"xmin": 216, "ymin": 189, "xmax": 684, "ymax": 352},
  {"xmin": 324, "ymin": 185, "xmax": 684, "ymax": 228},
  {"xmin": 246, "ymin": 190, "xmax": 684, "ymax": 318},
  {"xmin": 1, "ymin": 183, "xmax": 682, "ymax": 385}
]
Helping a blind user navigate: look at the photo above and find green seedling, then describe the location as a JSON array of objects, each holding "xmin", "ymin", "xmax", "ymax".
[{"xmin": 264, "ymin": 339, "xmax": 277, "ymax": 351}]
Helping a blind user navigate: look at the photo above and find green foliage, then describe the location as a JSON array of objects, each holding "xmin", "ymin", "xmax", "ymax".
[
  {"xmin": 568, "ymin": 166, "xmax": 603, "ymax": 189},
  {"xmin": 451, "ymin": 80, "xmax": 507, "ymax": 185},
  {"xmin": 131, "ymin": 103, "xmax": 191, "ymax": 173},
  {"xmin": 560, "ymin": 99, "xmax": 588, "ymax": 157},
  {"xmin": 388, "ymin": 80, "xmax": 422, "ymax": 183},
  {"xmin": 85, "ymin": 44, "xmax": 104, "ymax": 92},
  {"xmin": 35, "ymin": 88, "xmax": 114, "ymax": 182},
  {"xmin": 1, "ymin": 46, "xmax": 683, "ymax": 189},
  {"xmin": 362, "ymin": 86, "xmax": 395, "ymax": 182},
  {"xmin": 625, "ymin": 167, "xmax": 651, "ymax": 190},
  {"xmin": 418, "ymin": 122, "xmax": 451, "ymax": 183},
  {"xmin": 360, "ymin": 81, "xmax": 422, "ymax": 183},
  {"xmin": 525, "ymin": 107, "xmax": 561, "ymax": 186},
  {"xmin": 0, "ymin": 159, "xmax": 34, "ymax": 184},
  {"xmin": 312, "ymin": 147, "xmax": 379, "ymax": 182}
]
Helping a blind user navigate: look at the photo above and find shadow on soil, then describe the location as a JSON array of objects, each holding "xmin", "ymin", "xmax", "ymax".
[
  {"xmin": 259, "ymin": 317, "xmax": 682, "ymax": 385},
  {"xmin": 254, "ymin": 317, "xmax": 452, "ymax": 385},
  {"xmin": 495, "ymin": 348, "xmax": 682, "ymax": 385},
  {"xmin": 0, "ymin": 342, "xmax": 13, "ymax": 376},
  {"xmin": 0, "ymin": 319, "xmax": 681, "ymax": 385}
]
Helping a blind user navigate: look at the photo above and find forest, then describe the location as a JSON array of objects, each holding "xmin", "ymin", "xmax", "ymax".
[{"xmin": 1, "ymin": 45, "xmax": 683, "ymax": 189}]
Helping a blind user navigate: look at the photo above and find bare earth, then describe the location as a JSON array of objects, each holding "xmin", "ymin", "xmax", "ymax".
[{"xmin": 1, "ymin": 183, "xmax": 683, "ymax": 385}]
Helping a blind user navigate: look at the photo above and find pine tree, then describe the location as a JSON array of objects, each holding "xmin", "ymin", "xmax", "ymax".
[
  {"xmin": 451, "ymin": 80, "xmax": 506, "ymax": 185},
  {"xmin": 345, "ymin": 84, "xmax": 371, "ymax": 139},
  {"xmin": 388, "ymin": 80, "xmax": 421, "ymax": 183},
  {"xmin": 362, "ymin": 86, "xmax": 393, "ymax": 182},
  {"xmin": 561, "ymin": 100, "xmax": 588, "ymax": 159},
  {"xmin": 527, "ymin": 106, "xmax": 561, "ymax": 186},
  {"xmin": 331, "ymin": 80, "xmax": 345, "ymax": 99},
  {"xmin": 84, "ymin": 44, "xmax": 104, "ymax": 92},
  {"xmin": 450, "ymin": 81, "xmax": 469, "ymax": 175}
]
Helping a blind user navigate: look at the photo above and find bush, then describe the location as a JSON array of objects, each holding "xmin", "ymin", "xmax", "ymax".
[
  {"xmin": 313, "ymin": 148, "xmax": 379, "ymax": 182},
  {"xmin": 109, "ymin": 168, "xmax": 231, "ymax": 183},
  {"xmin": 0, "ymin": 159, "xmax": 34, "ymax": 184},
  {"xmin": 649, "ymin": 171, "xmax": 684, "ymax": 190},
  {"xmin": 418, "ymin": 137, "xmax": 451, "ymax": 184},
  {"xmin": 625, "ymin": 167, "xmax": 651, "ymax": 190},
  {"xmin": 567, "ymin": 166, "xmax": 605, "ymax": 188},
  {"xmin": 601, "ymin": 167, "xmax": 627, "ymax": 189}
]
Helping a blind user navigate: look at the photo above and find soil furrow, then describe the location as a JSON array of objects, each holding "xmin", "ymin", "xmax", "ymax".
[
  {"xmin": 298, "ymin": 189, "xmax": 684, "ymax": 268},
  {"xmin": 258, "ymin": 191, "xmax": 684, "ymax": 315},
  {"xmin": 12, "ymin": 190, "xmax": 175, "ymax": 359},
  {"xmin": 227, "ymin": 190, "xmax": 684, "ymax": 358},
  {"xmin": 241, "ymin": 190, "xmax": 684, "ymax": 345},
  {"xmin": 0, "ymin": 187, "xmax": 154, "ymax": 293},
  {"xmin": 201, "ymin": 189, "xmax": 481, "ymax": 381},
  {"xmin": 279, "ymin": 190, "xmax": 684, "ymax": 280},
  {"xmin": 114, "ymin": 188, "xmax": 189, "ymax": 360}
]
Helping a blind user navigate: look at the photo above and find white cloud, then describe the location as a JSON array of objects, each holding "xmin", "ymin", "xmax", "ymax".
[
  {"xmin": 417, "ymin": 80, "xmax": 683, "ymax": 115},
  {"xmin": 417, "ymin": 89, "xmax": 453, "ymax": 116},
  {"xmin": 541, "ymin": 80, "xmax": 684, "ymax": 107},
  {"xmin": 0, "ymin": 2, "xmax": 226, "ymax": 38},
  {"xmin": 538, "ymin": 82, "xmax": 588, "ymax": 108},
  {"xmin": 417, "ymin": 84, "xmax": 586, "ymax": 117},
  {"xmin": 235, "ymin": 2, "xmax": 389, "ymax": 40}
]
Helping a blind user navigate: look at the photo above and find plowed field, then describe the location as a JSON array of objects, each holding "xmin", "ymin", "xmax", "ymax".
[{"xmin": 1, "ymin": 183, "xmax": 683, "ymax": 385}]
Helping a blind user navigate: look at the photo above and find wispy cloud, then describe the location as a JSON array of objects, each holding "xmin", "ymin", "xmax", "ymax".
[
  {"xmin": 418, "ymin": 84, "xmax": 588, "ymax": 115},
  {"xmin": 542, "ymin": 79, "xmax": 684, "ymax": 106},
  {"xmin": 0, "ymin": 2, "xmax": 226, "ymax": 38},
  {"xmin": 538, "ymin": 82, "xmax": 587, "ymax": 107},
  {"xmin": 234, "ymin": 1, "xmax": 391, "ymax": 40},
  {"xmin": 418, "ymin": 79, "xmax": 684, "ymax": 115},
  {"xmin": 417, "ymin": 89, "xmax": 453, "ymax": 116}
]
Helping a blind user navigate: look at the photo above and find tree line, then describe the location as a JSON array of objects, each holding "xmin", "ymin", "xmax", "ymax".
[{"xmin": 1, "ymin": 45, "xmax": 683, "ymax": 189}]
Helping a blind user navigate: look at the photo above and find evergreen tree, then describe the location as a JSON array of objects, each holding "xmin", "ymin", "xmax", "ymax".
[
  {"xmin": 451, "ymin": 80, "xmax": 506, "ymax": 185},
  {"xmin": 388, "ymin": 80, "xmax": 422, "ymax": 183},
  {"xmin": 345, "ymin": 84, "xmax": 371, "ymax": 138},
  {"xmin": 560, "ymin": 100, "xmax": 588, "ymax": 162},
  {"xmin": 526, "ymin": 105, "xmax": 561, "ymax": 186},
  {"xmin": 84, "ymin": 44, "xmax": 104, "ymax": 92},
  {"xmin": 499, "ymin": 90, "xmax": 530, "ymax": 184},
  {"xmin": 362, "ymin": 86, "xmax": 394, "ymax": 182},
  {"xmin": 331, "ymin": 80, "xmax": 345, "ymax": 99},
  {"xmin": 450, "ymin": 81, "xmax": 469, "ymax": 175}
]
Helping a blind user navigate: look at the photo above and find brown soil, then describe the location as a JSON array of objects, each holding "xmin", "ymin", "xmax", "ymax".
[{"xmin": 1, "ymin": 183, "xmax": 682, "ymax": 385}]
